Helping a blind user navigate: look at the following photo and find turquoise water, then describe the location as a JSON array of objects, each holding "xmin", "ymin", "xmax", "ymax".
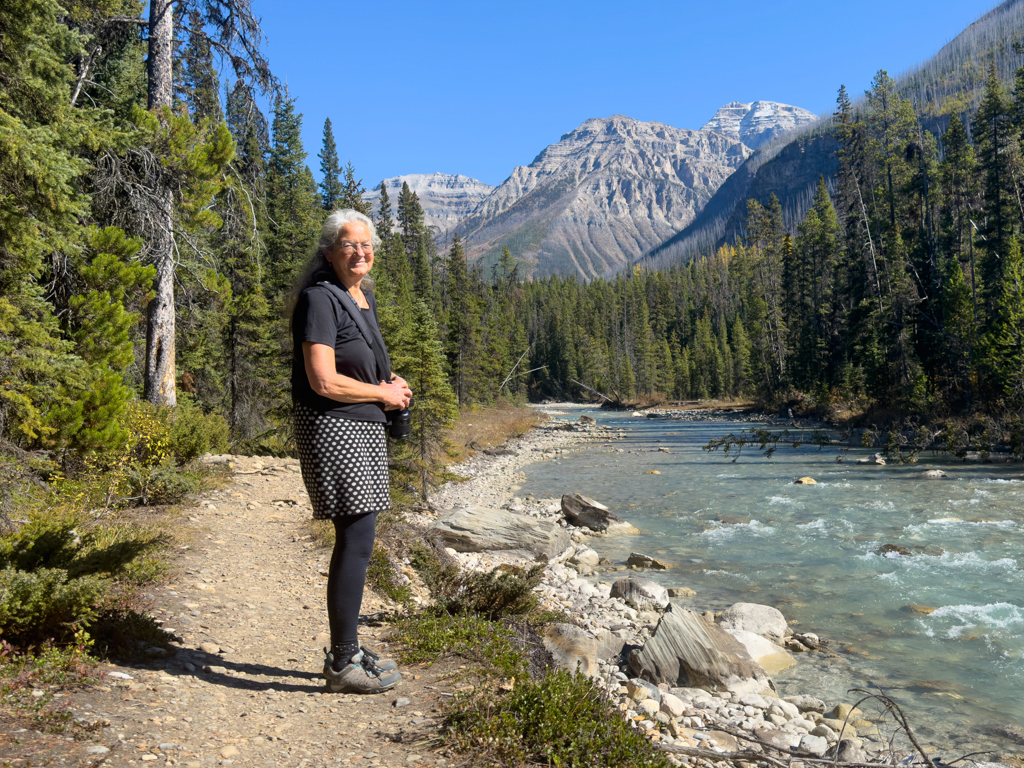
[{"xmin": 520, "ymin": 409, "xmax": 1024, "ymax": 751}]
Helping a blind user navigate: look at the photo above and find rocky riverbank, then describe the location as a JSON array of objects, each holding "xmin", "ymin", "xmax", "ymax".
[{"xmin": 424, "ymin": 405, "xmax": 1008, "ymax": 767}]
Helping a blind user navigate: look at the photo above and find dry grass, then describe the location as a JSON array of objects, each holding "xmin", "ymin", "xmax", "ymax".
[{"xmin": 443, "ymin": 404, "xmax": 547, "ymax": 467}]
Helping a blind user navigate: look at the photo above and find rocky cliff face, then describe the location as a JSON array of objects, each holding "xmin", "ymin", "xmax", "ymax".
[
  {"xmin": 363, "ymin": 173, "xmax": 494, "ymax": 235},
  {"xmin": 456, "ymin": 115, "xmax": 751, "ymax": 279},
  {"xmin": 702, "ymin": 101, "xmax": 818, "ymax": 149}
]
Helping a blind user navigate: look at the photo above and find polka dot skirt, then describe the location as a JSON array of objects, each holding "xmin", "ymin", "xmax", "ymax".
[{"xmin": 293, "ymin": 403, "xmax": 391, "ymax": 519}]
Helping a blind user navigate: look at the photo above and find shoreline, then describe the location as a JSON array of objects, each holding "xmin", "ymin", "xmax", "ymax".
[{"xmin": 424, "ymin": 405, "xmax": 1008, "ymax": 765}]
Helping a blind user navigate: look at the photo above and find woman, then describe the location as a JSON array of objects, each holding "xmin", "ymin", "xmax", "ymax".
[{"xmin": 291, "ymin": 209, "xmax": 412, "ymax": 693}]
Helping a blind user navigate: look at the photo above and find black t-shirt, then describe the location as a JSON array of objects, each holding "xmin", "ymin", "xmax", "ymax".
[{"xmin": 291, "ymin": 282, "xmax": 387, "ymax": 422}]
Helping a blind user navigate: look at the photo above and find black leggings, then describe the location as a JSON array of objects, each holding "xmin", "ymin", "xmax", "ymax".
[{"xmin": 327, "ymin": 512, "xmax": 377, "ymax": 650}]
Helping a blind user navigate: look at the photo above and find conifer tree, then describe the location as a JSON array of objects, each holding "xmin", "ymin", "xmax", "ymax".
[
  {"xmin": 973, "ymin": 62, "xmax": 1016, "ymax": 314},
  {"xmin": 397, "ymin": 300, "xmax": 458, "ymax": 501},
  {"xmin": 444, "ymin": 235, "xmax": 483, "ymax": 404},
  {"xmin": 318, "ymin": 118, "xmax": 344, "ymax": 211},
  {"xmin": 340, "ymin": 162, "xmax": 372, "ymax": 216},
  {"xmin": 983, "ymin": 236, "xmax": 1024, "ymax": 402}
]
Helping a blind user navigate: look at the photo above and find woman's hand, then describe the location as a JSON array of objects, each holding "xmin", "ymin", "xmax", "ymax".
[{"xmin": 380, "ymin": 378, "xmax": 412, "ymax": 411}]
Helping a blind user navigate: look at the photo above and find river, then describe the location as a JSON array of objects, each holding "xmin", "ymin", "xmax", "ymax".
[{"xmin": 519, "ymin": 406, "xmax": 1024, "ymax": 754}]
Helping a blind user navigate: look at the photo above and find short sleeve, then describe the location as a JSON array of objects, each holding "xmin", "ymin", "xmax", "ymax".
[{"xmin": 300, "ymin": 288, "xmax": 339, "ymax": 347}]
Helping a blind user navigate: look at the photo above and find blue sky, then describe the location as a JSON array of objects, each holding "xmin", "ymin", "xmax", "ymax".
[{"xmin": 251, "ymin": 0, "xmax": 999, "ymax": 189}]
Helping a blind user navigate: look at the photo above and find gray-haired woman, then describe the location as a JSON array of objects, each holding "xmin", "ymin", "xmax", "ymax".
[{"xmin": 291, "ymin": 209, "xmax": 411, "ymax": 693}]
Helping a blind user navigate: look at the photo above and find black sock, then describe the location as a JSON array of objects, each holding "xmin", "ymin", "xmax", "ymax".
[{"xmin": 330, "ymin": 640, "xmax": 360, "ymax": 670}]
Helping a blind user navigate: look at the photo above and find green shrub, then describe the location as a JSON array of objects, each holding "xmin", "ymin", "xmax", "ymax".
[
  {"xmin": 0, "ymin": 510, "xmax": 165, "ymax": 647},
  {"xmin": 392, "ymin": 610, "xmax": 528, "ymax": 680},
  {"xmin": 167, "ymin": 396, "xmax": 230, "ymax": 463},
  {"xmin": 125, "ymin": 463, "xmax": 203, "ymax": 505},
  {"xmin": 366, "ymin": 544, "xmax": 412, "ymax": 605},
  {"xmin": 446, "ymin": 669, "xmax": 671, "ymax": 768},
  {"xmin": 410, "ymin": 542, "xmax": 542, "ymax": 619},
  {"xmin": 0, "ymin": 568, "xmax": 106, "ymax": 646}
]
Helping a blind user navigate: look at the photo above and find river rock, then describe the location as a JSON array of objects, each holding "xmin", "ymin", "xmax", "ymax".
[
  {"xmin": 542, "ymin": 623, "xmax": 600, "ymax": 678},
  {"xmin": 785, "ymin": 694, "xmax": 826, "ymax": 713},
  {"xmin": 570, "ymin": 546, "xmax": 600, "ymax": 567},
  {"xmin": 920, "ymin": 469, "xmax": 947, "ymax": 478},
  {"xmin": 856, "ymin": 453, "xmax": 886, "ymax": 465},
  {"xmin": 668, "ymin": 586, "xmax": 696, "ymax": 597},
  {"xmin": 610, "ymin": 576, "xmax": 670, "ymax": 611},
  {"xmin": 578, "ymin": 415, "xmax": 595, "ymax": 424},
  {"xmin": 627, "ymin": 605, "xmax": 772, "ymax": 695},
  {"xmin": 660, "ymin": 692, "xmax": 685, "ymax": 717},
  {"xmin": 837, "ymin": 738, "xmax": 867, "ymax": 763},
  {"xmin": 626, "ymin": 552, "xmax": 669, "ymax": 570},
  {"xmin": 431, "ymin": 505, "xmax": 570, "ymax": 559},
  {"xmin": 827, "ymin": 703, "xmax": 864, "ymax": 721},
  {"xmin": 725, "ymin": 629, "xmax": 795, "ymax": 675},
  {"xmin": 719, "ymin": 602, "xmax": 788, "ymax": 639},
  {"xmin": 878, "ymin": 543, "xmax": 912, "ymax": 557},
  {"xmin": 798, "ymin": 734, "xmax": 829, "ymax": 757},
  {"xmin": 794, "ymin": 477, "xmax": 816, "ymax": 485},
  {"xmin": 560, "ymin": 494, "xmax": 636, "ymax": 533}
]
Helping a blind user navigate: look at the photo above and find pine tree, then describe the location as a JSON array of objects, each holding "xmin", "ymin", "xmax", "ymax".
[
  {"xmin": 444, "ymin": 235, "xmax": 483, "ymax": 404},
  {"xmin": 318, "ymin": 118, "xmax": 344, "ymax": 211}
]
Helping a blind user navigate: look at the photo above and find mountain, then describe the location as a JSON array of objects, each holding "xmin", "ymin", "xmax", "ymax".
[
  {"xmin": 364, "ymin": 173, "xmax": 494, "ymax": 235},
  {"xmin": 455, "ymin": 115, "xmax": 752, "ymax": 279},
  {"xmin": 701, "ymin": 101, "xmax": 818, "ymax": 149},
  {"xmin": 646, "ymin": 0, "xmax": 1024, "ymax": 269}
]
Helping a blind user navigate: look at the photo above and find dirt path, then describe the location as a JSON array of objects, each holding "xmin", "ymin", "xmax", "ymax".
[{"xmin": 4, "ymin": 455, "xmax": 456, "ymax": 768}]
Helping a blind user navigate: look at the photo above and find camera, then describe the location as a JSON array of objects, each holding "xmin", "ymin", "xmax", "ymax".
[{"xmin": 389, "ymin": 397, "xmax": 413, "ymax": 440}]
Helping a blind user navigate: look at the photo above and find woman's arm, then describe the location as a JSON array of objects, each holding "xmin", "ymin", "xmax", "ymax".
[{"xmin": 303, "ymin": 342, "xmax": 411, "ymax": 410}]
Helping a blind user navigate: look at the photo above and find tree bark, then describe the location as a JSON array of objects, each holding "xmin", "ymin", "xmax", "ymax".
[{"xmin": 144, "ymin": 0, "xmax": 177, "ymax": 406}]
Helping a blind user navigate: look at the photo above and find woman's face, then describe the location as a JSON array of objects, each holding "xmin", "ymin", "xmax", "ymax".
[{"xmin": 327, "ymin": 221, "xmax": 375, "ymax": 288}]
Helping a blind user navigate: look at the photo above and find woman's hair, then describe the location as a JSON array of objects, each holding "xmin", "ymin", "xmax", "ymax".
[{"xmin": 289, "ymin": 209, "xmax": 381, "ymax": 322}]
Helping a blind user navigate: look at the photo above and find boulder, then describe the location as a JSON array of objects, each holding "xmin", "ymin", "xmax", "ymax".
[
  {"xmin": 610, "ymin": 577, "xmax": 670, "ymax": 611},
  {"xmin": 725, "ymin": 629, "xmax": 795, "ymax": 675},
  {"xmin": 856, "ymin": 452, "xmax": 886, "ymax": 465},
  {"xmin": 920, "ymin": 469, "xmax": 947, "ymax": 479},
  {"xmin": 827, "ymin": 703, "xmax": 864, "ymax": 722},
  {"xmin": 542, "ymin": 623, "xmax": 600, "ymax": 678},
  {"xmin": 785, "ymin": 694, "xmax": 826, "ymax": 713},
  {"xmin": 570, "ymin": 546, "xmax": 600, "ymax": 568},
  {"xmin": 431, "ymin": 505, "xmax": 570, "ymax": 560},
  {"xmin": 720, "ymin": 602, "xmax": 788, "ymax": 640},
  {"xmin": 878, "ymin": 543, "xmax": 912, "ymax": 557},
  {"xmin": 837, "ymin": 739, "xmax": 867, "ymax": 763},
  {"xmin": 794, "ymin": 477, "xmax": 817, "ymax": 485},
  {"xmin": 668, "ymin": 586, "xmax": 696, "ymax": 597},
  {"xmin": 660, "ymin": 692, "xmax": 685, "ymax": 718},
  {"xmin": 626, "ymin": 552, "xmax": 670, "ymax": 570},
  {"xmin": 594, "ymin": 629, "xmax": 625, "ymax": 661},
  {"xmin": 560, "ymin": 494, "xmax": 636, "ymax": 533},
  {"xmin": 627, "ymin": 604, "xmax": 773, "ymax": 696},
  {"xmin": 578, "ymin": 415, "xmax": 595, "ymax": 424},
  {"xmin": 798, "ymin": 734, "xmax": 829, "ymax": 757}
]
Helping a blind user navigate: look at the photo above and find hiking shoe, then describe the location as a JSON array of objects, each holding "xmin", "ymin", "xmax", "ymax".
[
  {"xmin": 323, "ymin": 650, "xmax": 401, "ymax": 694},
  {"xmin": 360, "ymin": 645, "xmax": 397, "ymax": 673}
]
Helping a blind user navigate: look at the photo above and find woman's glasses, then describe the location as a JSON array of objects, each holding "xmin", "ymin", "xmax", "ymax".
[{"xmin": 338, "ymin": 241, "xmax": 374, "ymax": 254}]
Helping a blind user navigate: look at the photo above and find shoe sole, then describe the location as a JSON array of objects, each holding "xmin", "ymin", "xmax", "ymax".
[{"xmin": 324, "ymin": 677, "xmax": 401, "ymax": 694}]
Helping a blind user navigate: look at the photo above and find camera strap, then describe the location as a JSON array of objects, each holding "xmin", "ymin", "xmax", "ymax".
[{"xmin": 316, "ymin": 281, "xmax": 392, "ymax": 383}]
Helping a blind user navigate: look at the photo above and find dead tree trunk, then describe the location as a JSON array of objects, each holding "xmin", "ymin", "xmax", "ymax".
[{"xmin": 144, "ymin": 0, "xmax": 177, "ymax": 406}]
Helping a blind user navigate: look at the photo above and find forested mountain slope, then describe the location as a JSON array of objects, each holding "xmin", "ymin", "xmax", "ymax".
[{"xmin": 645, "ymin": 0, "xmax": 1024, "ymax": 269}]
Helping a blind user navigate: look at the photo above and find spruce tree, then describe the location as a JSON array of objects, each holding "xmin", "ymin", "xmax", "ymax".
[
  {"xmin": 318, "ymin": 118, "xmax": 344, "ymax": 211},
  {"xmin": 340, "ymin": 161, "xmax": 372, "ymax": 215},
  {"xmin": 973, "ymin": 62, "xmax": 1016, "ymax": 315},
  {"xmin": 398, "ymin": 300, "xmax": 458, "ymax": 501}
]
